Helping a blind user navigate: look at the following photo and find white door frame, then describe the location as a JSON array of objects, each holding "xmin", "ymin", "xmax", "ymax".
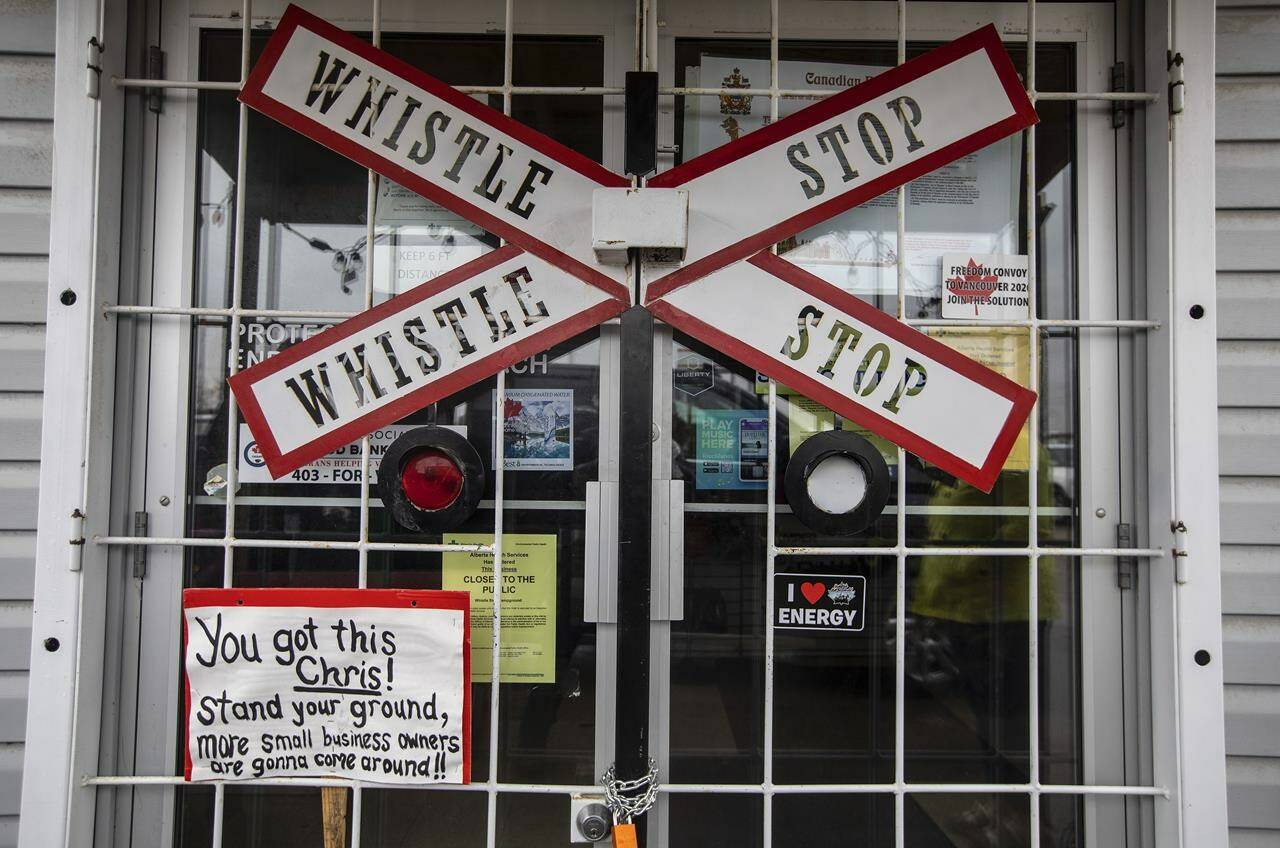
[
  {"xmin": 18, "ymin": 1, "xmax": 1227, "ymax": 846},
  {"xmin": 1142, "ymin": 0, "xmax": 1230, "ymax": 844}
]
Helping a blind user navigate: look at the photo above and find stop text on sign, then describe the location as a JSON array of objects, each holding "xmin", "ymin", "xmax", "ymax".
[
  {"xmin": 649, "ymin": 252, "xmax": 1034, "ymax": 491},
  {"xmin": 645, "ymin": 24, "xmax": 1038, "ymax": 301},
  {"xmin": 644, "ymin": 24, "xmax": 1037, "ymax": 489}
]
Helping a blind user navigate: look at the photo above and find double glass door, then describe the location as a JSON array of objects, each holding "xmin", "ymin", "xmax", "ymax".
[{"xmin": 121, "ymin": 2, "xmax": 1142, "ymax": 846}]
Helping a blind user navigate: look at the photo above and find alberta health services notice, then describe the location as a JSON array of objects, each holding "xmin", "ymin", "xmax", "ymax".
[{"xmin": 443, "ymin": 533, "xmax": 557, "ymax": 683}]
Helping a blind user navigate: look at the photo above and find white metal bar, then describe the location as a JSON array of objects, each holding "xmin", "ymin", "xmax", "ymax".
[
  {"xmin": 1033, "ymin": 91, "xmax": 1158, "ymax": 102},
  {"xmin": 684, "ymin": 503, "xmax": 1072, "ymax": 516},
  {"xmin": 893, "ymin": 4, "xmax": 907, "ymax": 846},
  {"xmin": 356, "ymin": 0, "xmax": 382, "ymax": 593},
  {"xmin": 95, "ymin": 535, "xmax": 491, "ymax": 552},
  {"xmin": 775, "ymin": 546, "xmax": 1163, "ymax": 558},
  {"xmin": 486, "ymin": 5, "xmax": 514, "ymax": 845},
  {"xmin": 348, "ymin": 3, "xmax": 383, "ymax": 842},
  {"xmin": 213, "ymin": 5, "xmax": 252, "ymax": 846},
  {"xmin": 485, "ymin": 302, "xmax": 508, "ymax": 843},
  {"xmin": 762, "ymin": 4, "xmax": 779, "ymax": 845},
  {"xmin": 104, "ymin": 304, "xmax": 352, "ymax": 319},
  {"xmin": 95, "ymin": 535, "xmax": 1162, "ymax": 558},
  {"xmin": 763, "ymin": 375, "xmax": 776, "ymax": 847},
  {"xmin": 186, "ymin": 496, "xmax": 1072, "ymax": 515},
  {"xmin": 221, "ymin": 0, "xmax": 253, "ymax": 593},
  {"xmin": 112, "ymin": 77, "xmax": 626, "ymax": 95},
  {"xmin": 111, "ymin": 76, "xmax": 1159, "ymax": 103},
  {"xmin": 662, "ymin": 86, "xmax": 1158, "ymax": 101},
  {"xmin": 114, "ymin": 78, "xmax": 241, "ymax": 90},
  {"xmin": 211, "ymin": 783, "xmax": 225, "ymax": 848},
  {"xmin": 190, "ymin": 496, "xmax": 589, "ymax": 510},
  {"xmin": 17, "ymin": 0, "xmax": 126, "ymax": 823},
  {"xmin": 101, "ymin": 303, "xmax": 1162, "ymax": 330},
  {"xmin": 663, "ymin": 783, "xmax": 1170, "ymax": 796},
  {"xmin": 906, "ymin": 318, "xmax": 1160, "ymax": 329},
  {"xmin": 83, "ymin": 775, "xmax": 1169, "ymax": 798},
  {"xmin": 462, "ymin": 85, "xmax": 625, "ymax": 95},
  {"xmin": 350, "ymin": 779, "xmax": 363, "ymax": 848},
  {"xmin": 1025, "ymin": 3, "xmax": 1042, "ymax": 845}
]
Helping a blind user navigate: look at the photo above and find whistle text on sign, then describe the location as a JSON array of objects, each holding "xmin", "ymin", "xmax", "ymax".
[
  {"xmin": 241, "ymin": 4, "xmax": 629, "ymax": 300},
  {"xmin": 649, "ymin": 252, "xmax": 1034, "ymax": 491},
  {"xmin": 230, "ymin": 246, "xmax": 621, "ymax": 479},
  {"xmin": 644, "ymin": 25, "xmax": 1037, "ymax": 300}
]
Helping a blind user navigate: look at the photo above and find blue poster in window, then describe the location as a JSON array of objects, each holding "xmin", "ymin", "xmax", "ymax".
[{"xmin": 694, "ymin": 409, "xmax": 769, "ymax": 490}]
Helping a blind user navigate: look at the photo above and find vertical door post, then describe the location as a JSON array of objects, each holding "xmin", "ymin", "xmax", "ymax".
[{"xmin": 615, "ymin": 70, "xmax": 659, "ymax": 787}]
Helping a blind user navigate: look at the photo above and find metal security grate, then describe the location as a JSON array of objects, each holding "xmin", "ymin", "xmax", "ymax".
[{"xmin": 90, "ymin": 1, "xmax": 1169, "ymax": 847}]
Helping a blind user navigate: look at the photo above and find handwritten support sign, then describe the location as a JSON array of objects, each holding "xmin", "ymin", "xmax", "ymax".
[{"xmin": 183, "ymin": 588, "xmax": 471, "ymax": 784}]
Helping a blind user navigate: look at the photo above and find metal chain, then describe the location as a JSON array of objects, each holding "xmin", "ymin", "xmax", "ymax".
[{"xmin": 601, "ymin": 759, "xmax": 659, "ymax": 824}]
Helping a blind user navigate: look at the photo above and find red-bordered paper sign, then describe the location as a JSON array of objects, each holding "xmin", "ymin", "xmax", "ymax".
[{"xmin": 183, "ymin": 588, "xmax": 471, "ymax": 784}]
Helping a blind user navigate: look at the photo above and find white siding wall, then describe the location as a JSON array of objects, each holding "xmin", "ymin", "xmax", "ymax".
[
  {"xmin": 0, "ymin": 0, "xmax": 53, "ymax": 845},
  {"xmin": 1217, "ymin": 3, "xmax": 1280, "ymax": 845}
]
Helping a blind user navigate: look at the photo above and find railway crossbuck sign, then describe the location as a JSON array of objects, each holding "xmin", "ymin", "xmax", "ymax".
[{"xmin": 230, "ymin": 5, "xmax": 1038, "ymax": 491}]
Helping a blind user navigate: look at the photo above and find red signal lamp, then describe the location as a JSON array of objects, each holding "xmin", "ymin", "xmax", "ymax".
[
  {"xmin": 400, "ymin": 448, "xmax": 464, "ymax": 511},
  {"xmin": 378, "ymin": 427, "xmax": 484, "ymax": 532}
]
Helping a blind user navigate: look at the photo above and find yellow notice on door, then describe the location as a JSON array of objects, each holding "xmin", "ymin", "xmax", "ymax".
[
  {"xmin": 443, "ymin": 533, "xmax": 557, "ymax": 684},
  {"xmin": 926, "ymin": 327, "xmax": 1031, "ymax": 471}
]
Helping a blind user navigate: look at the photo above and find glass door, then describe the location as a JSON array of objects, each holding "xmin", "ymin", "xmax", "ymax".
[{"xmin": 644, "ymin": 3, "xmax": 1140, "ymax": 848}]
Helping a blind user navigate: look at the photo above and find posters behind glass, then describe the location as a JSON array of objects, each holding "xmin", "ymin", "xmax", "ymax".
[{"xmin": 500, "ymin": 388, "xmax": 574, "ymax": 471}]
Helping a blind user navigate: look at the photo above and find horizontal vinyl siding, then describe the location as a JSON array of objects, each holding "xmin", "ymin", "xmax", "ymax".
[
  {"xmin": 1221, "ymin": 546, "xmax": 1280, "ymax": 615},
  {"xmin": 0, "ymin": 1, "xmax": 51, "ymax": 843},
  {"xmin": 1217, "ymin": 273, "xmax": 1280, "ymax": 338},
  {"xmin": 1217, "ymin": 4, "xmax": 1280, "ymax": 839}
]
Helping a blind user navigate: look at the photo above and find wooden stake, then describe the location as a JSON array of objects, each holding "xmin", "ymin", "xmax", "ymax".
[{"xmin": 321, "ymin": 786, "xmax": 348, "ymax": 848}]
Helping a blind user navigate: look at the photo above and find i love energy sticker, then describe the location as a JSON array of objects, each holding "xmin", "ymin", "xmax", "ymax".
[{"xmin": 773, "ymin": 573, "xmax": 867, "ymax": 632}]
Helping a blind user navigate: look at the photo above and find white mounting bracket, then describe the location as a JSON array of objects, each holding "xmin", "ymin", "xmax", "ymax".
[{"xmin": 591, "ymin": 187, "xmax": 688, "ymax": 265}]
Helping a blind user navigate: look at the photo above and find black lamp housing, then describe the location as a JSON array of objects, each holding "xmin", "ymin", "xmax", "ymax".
[
  {"xmin": 377, "ymin": 426, "xmax": 485, "ymax": 532},
  {"xmin": 784, "ymin": 430, "xmax": 891, "ymax": 536}
]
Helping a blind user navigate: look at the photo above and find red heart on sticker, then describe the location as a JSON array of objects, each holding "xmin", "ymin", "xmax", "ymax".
[{"xmin": 800, "ymin": 582, "xmax": 825, "ymax": 605}]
